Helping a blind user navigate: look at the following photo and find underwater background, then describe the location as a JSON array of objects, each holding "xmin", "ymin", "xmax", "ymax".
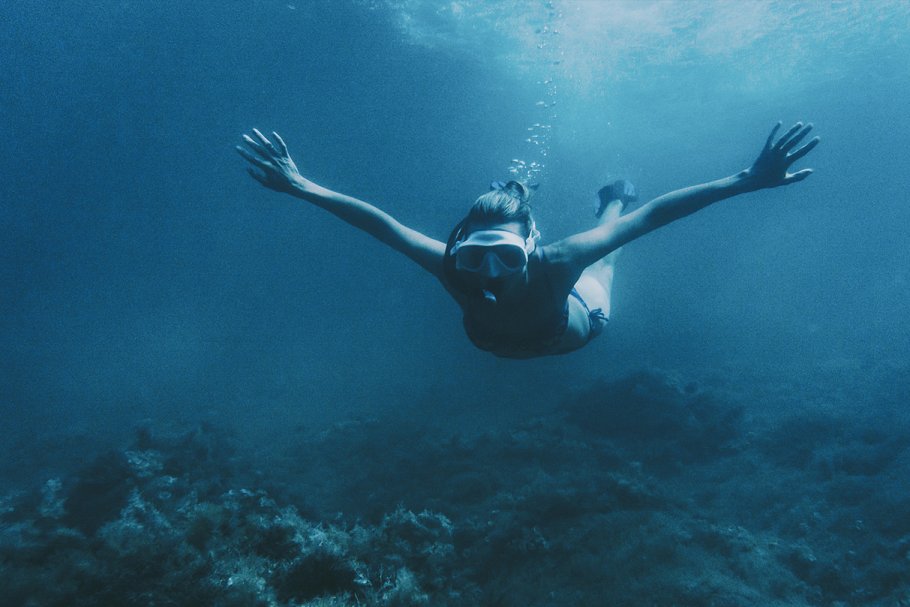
[{"xmin": 2, "ymin": 1, "xmax": 909, "ymax": 605}]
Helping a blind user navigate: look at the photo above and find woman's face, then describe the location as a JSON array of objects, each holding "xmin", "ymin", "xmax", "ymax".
[{"xmin": 455, "ymin": 220, "xmax": 534, "ymax": 293}]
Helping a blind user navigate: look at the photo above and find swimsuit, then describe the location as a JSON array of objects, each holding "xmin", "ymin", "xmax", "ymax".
[
  {"xmin": 569, "ymin": 288, "xmax": 609, "ymax": 341},
  {"xmin": 443, "ymin": 224, "xmax": 607, "ymax": 356},
  {"xmin": 462, "ymin": 285, "xmax": 608, "ymax": 357},
  {"xmin": 464, "ymin": 249, "xmax": 608, "ymax": 355}
]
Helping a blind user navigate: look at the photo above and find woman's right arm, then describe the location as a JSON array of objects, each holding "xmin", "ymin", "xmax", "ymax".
[
  {"xmin": 545, "ymin": 122, "xmax": 820, "ymax": 274},
  {"xmin": 237, "ymin": 129, "xmax": 446, "ymax": 279}
]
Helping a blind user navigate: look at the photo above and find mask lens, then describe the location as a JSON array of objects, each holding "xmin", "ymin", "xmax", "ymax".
[
  {"xmin": 455, "ymin": 246, "xmax": 487, "ymax": 271},
  {"xmin": 455, "ymin": 244, "xmax": 527, "ymax": 274},
  {"xmin": 491, "ymin": 245, "xmax": 527, "ymax": 270}
]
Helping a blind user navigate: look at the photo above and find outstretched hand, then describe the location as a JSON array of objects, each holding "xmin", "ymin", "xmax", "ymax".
[
  {"xmin": 236, "ymin": 129, "xmax": 315, "ymax": 194},
  {"xmin": 744, "ymin": 122, "xmax": 820, "ymax": 190}
]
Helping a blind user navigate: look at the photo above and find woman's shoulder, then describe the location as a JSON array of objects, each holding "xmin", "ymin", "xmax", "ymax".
[{"xmin": 531, "ymin": 245, "xmax": 580, "ymax": 298}]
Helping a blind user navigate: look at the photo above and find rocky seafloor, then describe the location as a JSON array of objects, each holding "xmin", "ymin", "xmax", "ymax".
[{"xmin": 2, "ymin": 367, "xmax": 909, "ymax": 606}]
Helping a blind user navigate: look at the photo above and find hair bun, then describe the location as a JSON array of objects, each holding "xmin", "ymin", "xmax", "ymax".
[{"xmin": 504, "ymin": 180, "xmax": 539, "ymax": 203}]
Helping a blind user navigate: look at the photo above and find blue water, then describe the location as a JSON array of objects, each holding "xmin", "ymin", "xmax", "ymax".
[{"xmin": 2, "ymin": 2, "xmax": 909, "ymax": 605}]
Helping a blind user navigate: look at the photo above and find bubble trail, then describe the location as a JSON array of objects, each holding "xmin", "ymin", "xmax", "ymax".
[{"xmin": 507, "ymin": 1, "xmax": 563, "ymax": 183}]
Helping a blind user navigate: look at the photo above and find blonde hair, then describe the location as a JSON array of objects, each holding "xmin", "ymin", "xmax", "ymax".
[{"xmin": 465, "ymin": 181, "xmax": 535, "ymax": 236}]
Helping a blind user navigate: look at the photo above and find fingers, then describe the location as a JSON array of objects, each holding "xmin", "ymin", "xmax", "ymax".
[
  {"xmin": 765, "ymin": 121, "xmax": 782, "ymax": 150},
  {"xmin": 787, "ymin": 136, "xmax": 820, "ymax": 162},
  {"xmin": 252, "ymin": 128, "xmax": 279, "ymax": 156},
  {"xmin": 774, "ymin": 122, "xmax": 803, "ymax": 151},
  {"xmin": 780, "ymin": 123, "xmax": 813, "ymax": 154},
  {"xmin": 241, "ymin": 134, "xmax": 273, "ymax": 162},
  {"xmin": 272, "ymin": 131, "xmax": 289, "ymax": 157},
  {"xmin": 785, "ymin": 168, "xmax": 813, "ymax": 184},
  {"xmin": 236, "ymin": 144, "xmax": 270, "ymax": 169}
]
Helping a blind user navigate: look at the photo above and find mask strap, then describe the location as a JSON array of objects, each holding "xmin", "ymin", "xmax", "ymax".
[
  {"xmin": 446, "ymin": 219, "xmax": 468, "ymax": 257},
  {"xmin": 526, "ymin": 223, "xmax": 540, "ymax": 252}
]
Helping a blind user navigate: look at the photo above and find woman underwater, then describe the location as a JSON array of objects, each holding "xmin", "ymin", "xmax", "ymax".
[{"xmin": 237, "ymin": 122, "xmax": 819, "ymax": 359}]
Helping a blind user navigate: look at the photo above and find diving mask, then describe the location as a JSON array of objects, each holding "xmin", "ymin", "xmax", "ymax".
[{"xmin": 451, "ymin": 229, "xmax": 535, "ymax": 278}]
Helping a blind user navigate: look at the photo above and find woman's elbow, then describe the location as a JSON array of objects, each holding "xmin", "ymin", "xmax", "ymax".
[
  {"xmin": 639, "ymin": 206, "xmax": 674, "ymax": 230},
  {"xmin": 616, "ymin": 211, "xmax": 661, "ymax": 245}
]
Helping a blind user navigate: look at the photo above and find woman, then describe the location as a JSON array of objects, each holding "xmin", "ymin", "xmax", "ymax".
[{"xmin": 236, "ymin": 122, "xmax": 819, "ymax": 359}]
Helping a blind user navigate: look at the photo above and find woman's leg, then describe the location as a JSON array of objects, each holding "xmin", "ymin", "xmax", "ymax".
[{"xmin": 573, "ymin": 196, "xmax": 624, "ymax": 319}]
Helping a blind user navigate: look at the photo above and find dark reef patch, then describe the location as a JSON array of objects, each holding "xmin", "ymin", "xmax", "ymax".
[
  {"xmin": 564, "ymin": 370, "xmax": 745, "ymax": 470},
  {"xmin": 2, "ymin": 368, "xmax": 909, "ymax": 606}
]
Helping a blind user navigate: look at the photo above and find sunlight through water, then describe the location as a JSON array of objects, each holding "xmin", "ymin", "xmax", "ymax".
[{"xmin": 370, "ymin": 0, "xmax": 910, "ymax": 182}]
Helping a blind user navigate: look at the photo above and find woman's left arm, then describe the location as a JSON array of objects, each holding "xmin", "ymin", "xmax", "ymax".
[
  {"xmin": 237, "ymin": 129, "xmax": 447, "ymax": 279},
  {"xmin": 546, "ymin": 122, "xmax": 820, "ymax": 272}
]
